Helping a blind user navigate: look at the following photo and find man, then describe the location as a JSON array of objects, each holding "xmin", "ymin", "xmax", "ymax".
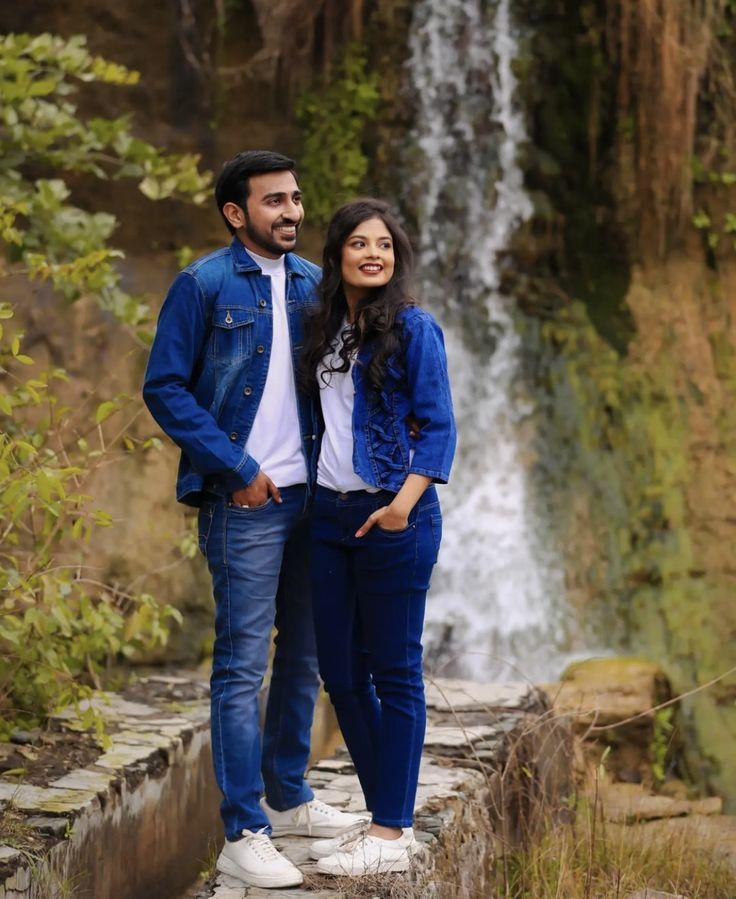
[{"xmin": 143, "ymin": 150, "xmax": 362, "ymax": 889}]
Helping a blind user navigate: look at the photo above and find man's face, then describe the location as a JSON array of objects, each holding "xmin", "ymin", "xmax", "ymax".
[{"xmin": 224, "ymin": 170, "xmax": 304, "ymax": 259}]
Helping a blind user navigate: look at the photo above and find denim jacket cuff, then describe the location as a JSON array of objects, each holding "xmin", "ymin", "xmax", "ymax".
[
  {"xmin": 409, "ymin": 465, "xmax": 450, "ymax": 485},
  {"xmin": 220, "ymin": 455, "xmax": 261, "ymax": 492}
]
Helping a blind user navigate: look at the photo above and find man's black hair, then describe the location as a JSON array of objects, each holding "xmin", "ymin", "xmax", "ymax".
[{"xmin": 215, "ymin": 150, "xmax": 298, "ymax": 235}]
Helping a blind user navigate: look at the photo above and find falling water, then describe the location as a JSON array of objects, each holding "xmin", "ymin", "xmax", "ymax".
[{"xmin": 408, "ymin": 0, "xmax": 571, "ymax": 682}]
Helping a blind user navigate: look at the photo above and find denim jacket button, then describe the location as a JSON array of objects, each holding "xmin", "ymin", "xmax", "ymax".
[
  {"xmin": 243, "ymin": 386, "xmax": 252, "ymax": 396},
  {"xmin": 256, "ymin": 345, "xmax": 265, "ymax": 354},
  {"xmin": 229, "ymin": 432, "xmax": 238, "ymax": 441},
  {"xmin": 258, "ymin": 299, "xmax": 267, "ymax": 307}
]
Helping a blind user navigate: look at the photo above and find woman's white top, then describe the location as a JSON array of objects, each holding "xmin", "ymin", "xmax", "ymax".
[{"xmin": 317, "ymin": 326, "xmax": 378, "ymax": 493}]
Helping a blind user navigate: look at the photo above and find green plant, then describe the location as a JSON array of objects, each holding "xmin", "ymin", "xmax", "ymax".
[
  {"xmin": 0, "ymin": 33, "xmax": 210, "ymax": 734},
  {"xmin": 295, "ymin": 44, "xmax": 381, "ymax": 225},
  {"xmin": 0, "ymin": 305, "xmax": 182, "ymax": 736},
  {"xmin": 0, "ymin": 32, "xmax": 210, "ymax": 339},
  {"xmin": 651, "ymin": 706, "xmax": 675, "ymax": 785}
]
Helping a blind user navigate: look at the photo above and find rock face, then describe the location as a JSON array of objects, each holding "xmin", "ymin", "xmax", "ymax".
[
  {"xmin": 522, "ymin": 1, "xmax": 736, "ymax": 810},
  {"xmin": 552, "ymin": 657, "xmax": 675, "ymax": 787}
]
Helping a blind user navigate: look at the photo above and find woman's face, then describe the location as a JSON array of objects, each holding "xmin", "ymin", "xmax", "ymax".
[{"xmin": 340, "ymin": 216, "xmax": 395, "ymax": 297}]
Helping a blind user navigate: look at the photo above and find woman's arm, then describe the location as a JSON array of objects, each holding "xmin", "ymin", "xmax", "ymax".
[{"xmin": 355, "ymin": 473, "xmax": 431, "ymax": 536}]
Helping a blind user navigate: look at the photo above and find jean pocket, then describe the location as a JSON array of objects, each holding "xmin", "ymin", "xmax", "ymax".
[
  {"xmin": 429, "ymin": 512, "xmax": 443, "ymax": 562},
  {"xmin": 227, "ymin": 496, "xmax": 274, "ymax": 514},
  {"xmin": 376, "ymin": 521, "xmax": 415, "ymax": 536},
  {"xmin": 197, "ymin": 504, "xmax": 215, "ymax": 556}
]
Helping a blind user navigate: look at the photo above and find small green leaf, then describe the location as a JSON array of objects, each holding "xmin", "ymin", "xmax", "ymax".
[{"xmin": 95, "ymin": 401, "xmax": 116, "ymax": 423}]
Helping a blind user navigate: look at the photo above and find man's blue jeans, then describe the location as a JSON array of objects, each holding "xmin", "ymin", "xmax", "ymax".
[
  {"xmin": 198, "ymin": 485, "xmax": 319, "ymax": 840},
  {"xmin": 310, "ymin": 485, "xmax": 442, "ymax": 828}
]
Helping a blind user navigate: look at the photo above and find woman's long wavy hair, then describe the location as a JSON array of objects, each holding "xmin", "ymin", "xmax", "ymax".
[{"xmin": 300, "ymin": 198, "xmax": 415, "ymax": 396}]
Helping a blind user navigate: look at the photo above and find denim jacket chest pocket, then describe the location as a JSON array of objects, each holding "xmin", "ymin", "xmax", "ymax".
[{"xmin": 209, "ymin": 305, "xmax": 255, "ymax": 365}]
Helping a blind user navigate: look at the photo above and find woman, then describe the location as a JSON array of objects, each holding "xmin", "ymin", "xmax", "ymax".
[{"xmin": 301, "ymin": 198, "xmax": 456, "ymax": 876}]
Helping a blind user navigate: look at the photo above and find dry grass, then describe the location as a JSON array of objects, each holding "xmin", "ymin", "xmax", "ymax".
[{"xmin": 489, "ymin": 795, "xmax": 736, "ymax": 899}]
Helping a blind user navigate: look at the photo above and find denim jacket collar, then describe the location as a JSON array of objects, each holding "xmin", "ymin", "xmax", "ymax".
[{"xmin": 229, "ymin": 237, "xmax": 306, "ymax": 278}]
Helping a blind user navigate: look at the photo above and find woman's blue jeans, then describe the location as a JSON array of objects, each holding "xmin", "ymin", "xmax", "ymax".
[
  {"xmin": 310, "ymin": 485, "xmax": 442, "ymax": 828},
  {"xmin": 198, "ymin": 485, "xmax": 320, "ymax": 840}
]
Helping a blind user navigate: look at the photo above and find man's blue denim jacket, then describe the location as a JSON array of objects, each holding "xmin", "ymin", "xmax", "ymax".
[
  {"xmin": 143, "ymin": 238, "xmax": 320, "ymax": 507},
  {"xmin": 350, "ymin": 306, "xmax": 456, "ymax": 491}
]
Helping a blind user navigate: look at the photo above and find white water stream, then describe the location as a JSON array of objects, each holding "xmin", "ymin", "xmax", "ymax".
[{"xmin": 408, "ymin": 0, "xmax": 572, "ymax": 682}]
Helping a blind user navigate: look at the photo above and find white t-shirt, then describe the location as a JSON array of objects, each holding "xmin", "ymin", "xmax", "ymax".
[
  {"xmin": 245, "ymin": 249, "xmax": 306, "ymax": 488},
  {"xmin": 317, "ymin": 326, "xmax": 377, "ymax": 493}
]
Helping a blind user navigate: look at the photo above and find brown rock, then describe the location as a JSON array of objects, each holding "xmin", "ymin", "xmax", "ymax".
[
  {"xmin": 552, "ymin": 656, "xmax": 674, "ymax": 785},
  {"xmin": 601, "ymin": 782, "xmax": 723, "ymax": 824}
]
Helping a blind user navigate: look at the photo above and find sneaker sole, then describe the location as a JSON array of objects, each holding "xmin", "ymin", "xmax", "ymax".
[
  {"xmin": 311, "ymin": 839, "xmax": 420, "ymax": 861},
  {"xmin": 316, "ymin": 857, "xmax": 412, "ymax": 876},
  {"xmin": 270, "ymin": 823, "xmax": 365, "ymax": 838},
  {"xmin": 216, "ymin": 856, "xmax": 304, "ymax": 888}
]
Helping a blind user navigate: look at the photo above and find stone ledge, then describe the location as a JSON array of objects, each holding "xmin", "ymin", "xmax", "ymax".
[
  {"xmin": 0, "ymin": 674, "xmax": 220, "ymax": 899},
  {"xmin": 0, "ymin": 678, "xmax": 573, "ymax": 899},
  {"xmin": 196, "ymin": 679, "xmax": 573, "ymax": 899}
]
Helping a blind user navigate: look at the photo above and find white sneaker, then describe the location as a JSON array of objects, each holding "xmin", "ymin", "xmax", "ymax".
[
  {"xmin": 309, "ymin": 821, "xmax": 369, "ymax": 859},
  {"xmin": 216, "ymin": 827, "xmax": 303, "ymax": 888},
  {"xmin": 261, "ymin": 796, "xmax": 368, "ymax": 837},
  {"xmin": 316, "ymin": 829, "xmax": 416, "ymax": 876}
]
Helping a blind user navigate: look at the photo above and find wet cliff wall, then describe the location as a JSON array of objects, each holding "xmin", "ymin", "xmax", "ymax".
[{"xmin": 517, "ymin": 0, "xmax": 736, "ymax": 805}]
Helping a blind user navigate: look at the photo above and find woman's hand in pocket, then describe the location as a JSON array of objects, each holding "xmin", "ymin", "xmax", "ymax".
[{"xmin": 355, "ymin": 504, "xmax": 409, "ymax": 537}]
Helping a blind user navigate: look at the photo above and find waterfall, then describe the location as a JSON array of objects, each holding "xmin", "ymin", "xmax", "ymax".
[{"xmin": 407, "ymin": 0, "xmax": 571, "ymax": 681}]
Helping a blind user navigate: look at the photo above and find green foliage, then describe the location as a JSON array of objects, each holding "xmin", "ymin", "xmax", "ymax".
[
  {"xmin": 0, "ymin": 304, "xmax": 182, "ymax": 736},
  {"xmin": 0, "ymin": 34, "xmax": 204, "ymax": 734},
  {"xmin": 528, "ymin": 302, "xmax": 696, "ymax": 645},
  {"xmin": 652, "ymin": 706, "xmax": 675, "ymax": 785},
  {"xmin": 0, "ymin": 32, "xmax": 211, "ymax": 338},
  {"xmin": 692, "ymin": 155, "xmax": 736, "ymax": 253},
  {"xmin": 295, "ymin": 44, "xmax": 381, "ymax": 225}
]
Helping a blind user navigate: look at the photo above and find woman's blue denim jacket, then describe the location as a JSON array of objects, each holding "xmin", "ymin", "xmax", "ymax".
[
  {"xmin": 143, "ymin": 238, "xmax": 320, "ymax": 507},
  {"xmin": 349, "ymin": 306, "xmax": 456, "ymax": 491}
]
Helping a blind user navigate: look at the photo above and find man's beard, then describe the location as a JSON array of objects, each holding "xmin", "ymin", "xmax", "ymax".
[{"xmin": 243, "ymin": 216, "xmax": 300, "ymax": 258}]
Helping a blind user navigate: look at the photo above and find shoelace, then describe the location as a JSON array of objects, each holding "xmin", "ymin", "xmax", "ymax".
[
  {"xmin": 292, "ymin": 798, "xmax": 354, "ymax": 835},
  {"xmin": 242, "ymin": 827, "xmax": 282, "ymax": 862},
  {"xmin": 336, "ymin": 831, "xmax": 413, "ymax": 861},
  {"xmin": 331, "ymin": 821, "xmax": 369, "ymax": 852},
  {"xmin": 306, "ymin": 798, "xmax": 343, "ymax": 818}
]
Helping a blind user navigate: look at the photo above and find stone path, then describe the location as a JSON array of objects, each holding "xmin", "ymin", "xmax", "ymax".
[{"xmin": 195, "ymin": 679, "xmax": 571, "ymax": 899}]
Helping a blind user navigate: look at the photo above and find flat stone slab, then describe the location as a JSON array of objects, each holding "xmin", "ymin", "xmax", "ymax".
[
  {"xmin": 52, "ymin": 693, "xmax": 159, "ymax": 722},
  {"xmin": 0, "ymin": 846, "xmax": 21, "ymax": 863},
  {"xmin": 0, "ymin": 782, "xmax": 98, "ymax": 815},
  {"xmin": 309, "ymin": 758, "xmax": 354, "ymax": 773},
  {"xmin": 210, "ymin": 876, "xmax": 332, "ymax": 899},
  {"xmin": 425, "ymin": 679, "xmax": 543, "ymax": 712},
  {"xmin": 50, "ymin": 767, "xmax": 118, "ymax": 794},
  {"xmin": 421, "ymin": 724, "xmax": 502, "ymax": 749},
  {"xmin": 602, "ymin": 783, "xmax": 724, "ymax": 824}
]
